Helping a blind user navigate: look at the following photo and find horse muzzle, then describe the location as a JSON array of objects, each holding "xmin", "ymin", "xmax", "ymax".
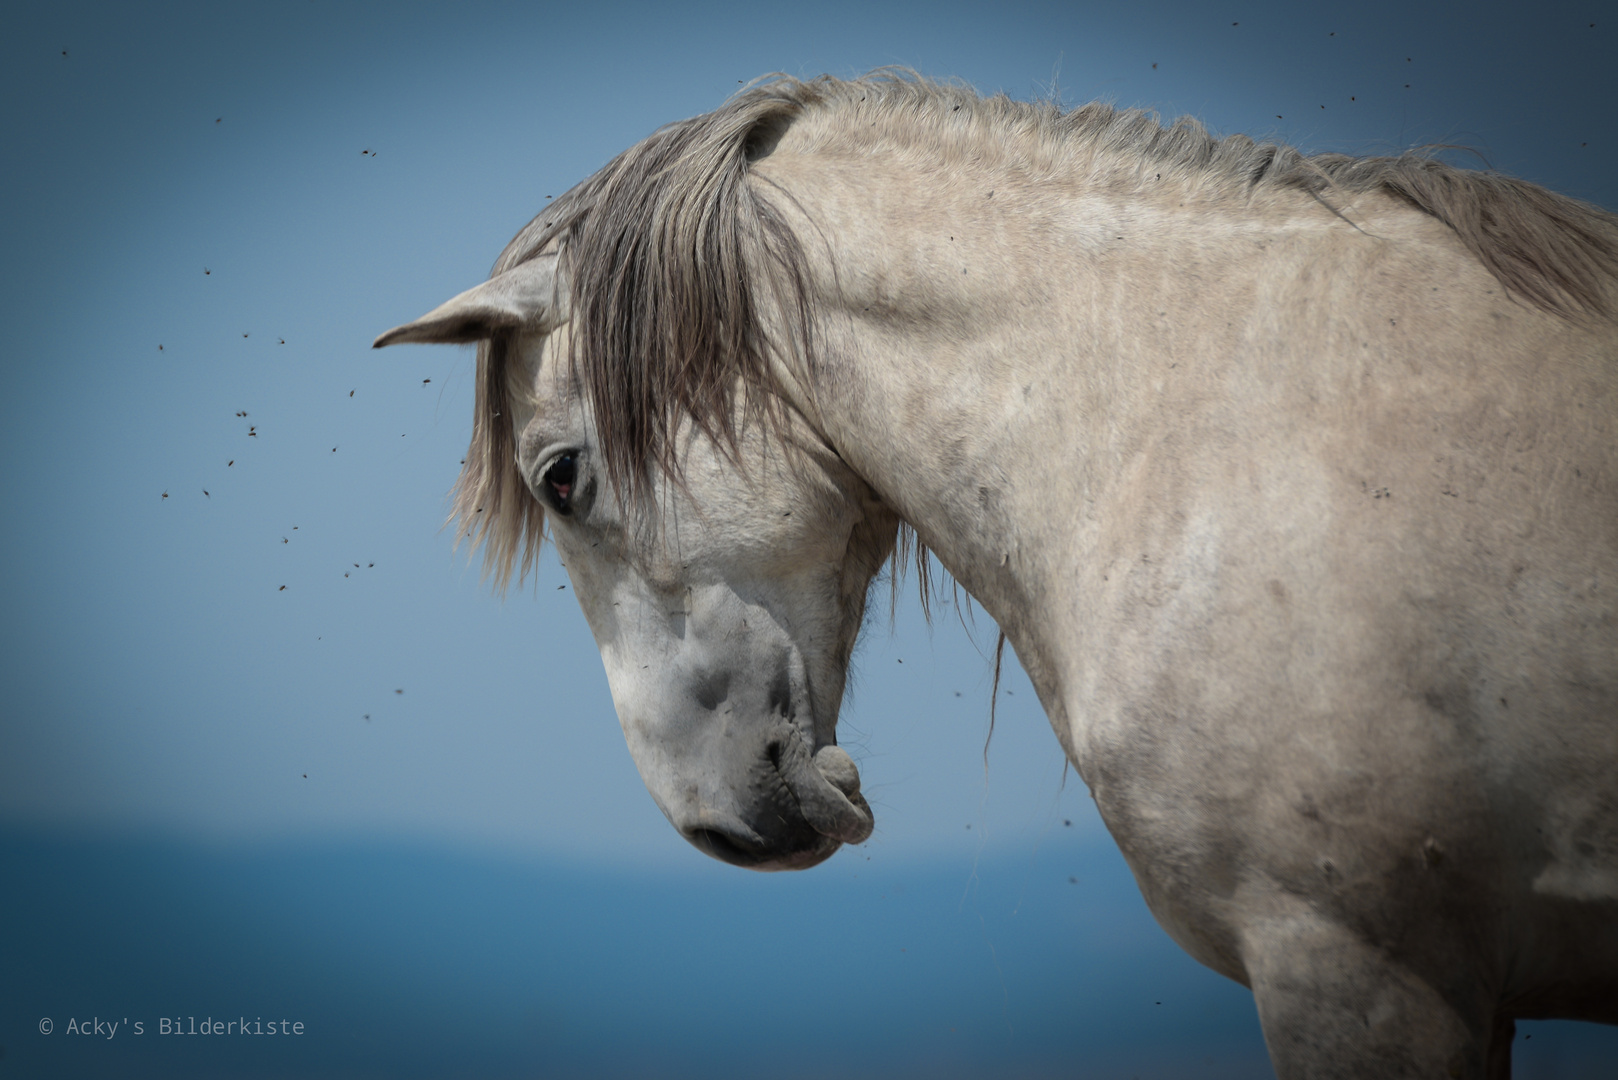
[{"xmin": 675, "ymin": 735, "xmax": 873, "ymax": 871}]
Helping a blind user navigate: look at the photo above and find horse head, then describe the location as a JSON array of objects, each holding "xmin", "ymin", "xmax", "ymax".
[{"xmin": 376, "ymin": 252, "xmax": 898, "ymax": 869}]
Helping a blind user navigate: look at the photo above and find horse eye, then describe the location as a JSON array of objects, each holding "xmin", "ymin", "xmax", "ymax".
[{"xmin": 544, "ymin": 454, "xmax": 577, "ymax": 513}]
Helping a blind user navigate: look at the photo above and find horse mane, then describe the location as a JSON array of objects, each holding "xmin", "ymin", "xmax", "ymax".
[{"xmin": 454, "ymin": 70, "xmax": 1618, "ymax": 590}]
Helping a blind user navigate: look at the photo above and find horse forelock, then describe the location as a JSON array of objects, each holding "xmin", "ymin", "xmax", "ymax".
[
  {"xmin": 453, "ymin": 70, "xmax": 1618, "ymax": 590},
  {"xmin": 451, "ymin": 83, "xmax": 822, "ymax": 589}
]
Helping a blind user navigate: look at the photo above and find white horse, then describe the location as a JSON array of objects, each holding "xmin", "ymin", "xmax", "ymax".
[{"xmin": 377, "ymin": 74, "xmax": 1617, "ymax": 1078}]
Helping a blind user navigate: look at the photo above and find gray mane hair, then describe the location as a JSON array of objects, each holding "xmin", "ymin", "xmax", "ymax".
[{"xmin": 453, "ymin": 70, "xmax": 1618, "ymax": 591}]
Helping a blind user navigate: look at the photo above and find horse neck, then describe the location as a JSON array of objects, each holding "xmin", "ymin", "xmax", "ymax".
[{"xmin": 759, "ymin": 149, "xmax": 1331, "ymax": 721}]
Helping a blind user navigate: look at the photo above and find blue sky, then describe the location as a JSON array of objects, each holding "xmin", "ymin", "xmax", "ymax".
[{"xmin": 2, "ymin": 1, "xmax": 1614, "ymax": 1076}]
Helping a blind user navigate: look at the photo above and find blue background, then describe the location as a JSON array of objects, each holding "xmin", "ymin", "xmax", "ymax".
[{"xmin": 3, "ymin": 1, "xmax": 1615, "ymax": 1076}]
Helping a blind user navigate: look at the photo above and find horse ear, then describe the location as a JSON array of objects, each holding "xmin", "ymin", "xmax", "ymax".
[{"xmin": 372, "ymin": 254, "xmax": 567, "ymax": 348}]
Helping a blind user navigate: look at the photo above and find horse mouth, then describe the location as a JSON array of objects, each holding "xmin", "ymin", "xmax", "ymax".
[
  {"xmin": 684, "ymin": 826, "xmax": 840, "ymax": 871},
  {"xmin": 676, "ymin": 737, "xmax": 872, "ymax": 871},
  {"xmin": 770, "ymin": 737, "xmax": 875, "ymax": 846}
]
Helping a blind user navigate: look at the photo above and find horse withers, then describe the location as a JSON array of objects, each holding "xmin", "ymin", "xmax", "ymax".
[{"xmin": 377, "ymin": 74, "xmax": 1618, "ymax": 1078}]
